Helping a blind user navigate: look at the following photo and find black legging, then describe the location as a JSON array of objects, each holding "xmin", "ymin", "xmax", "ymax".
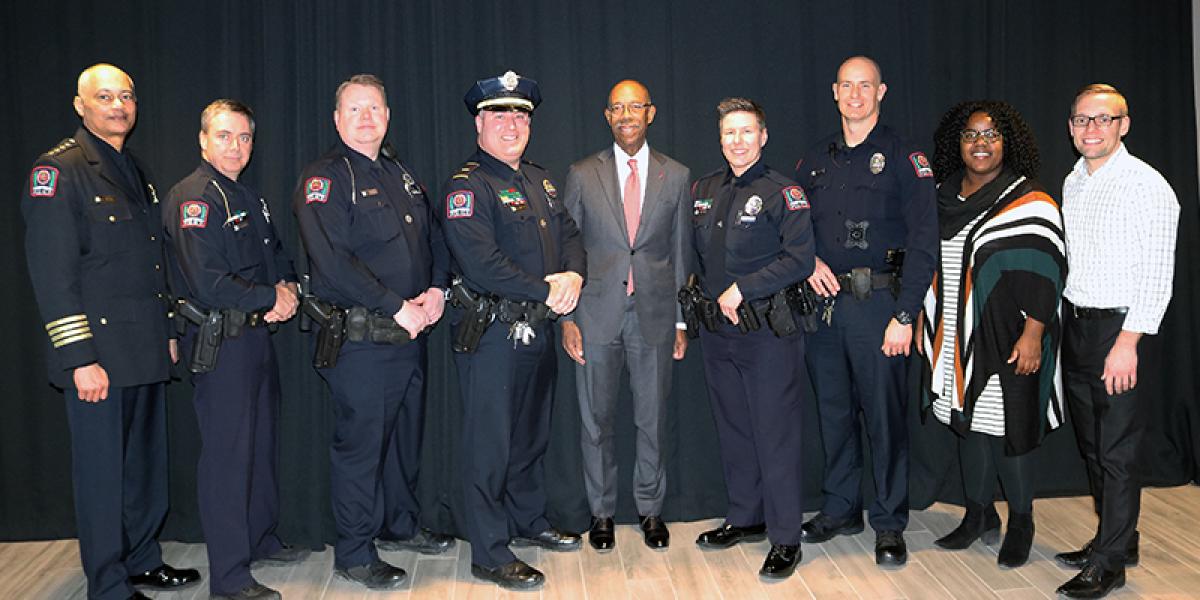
[{"xmin": 959, "ymin": 431, "xmax": 1034, "ymax": 513}]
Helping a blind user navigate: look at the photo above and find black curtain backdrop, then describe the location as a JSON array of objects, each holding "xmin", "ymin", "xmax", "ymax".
[{"xmin": 2, "ymin": 1, "xmax": 1197, "ymax": 547}]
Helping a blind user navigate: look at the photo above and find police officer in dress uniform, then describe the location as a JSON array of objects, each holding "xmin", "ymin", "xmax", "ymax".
[
  {"xmin": 793, "ymin": 56, "xmax": 938, "ymax": 567},
  {"xmin": 439, "ymin": 71, "xmax": 586, "ymax": 591},
  {"xmin": 163, "ymin": 100, "xmax": 309, "ymax": 600},
  {"xmin": 293, "ymin": 74, "xmax": 455, "ymax": 591},
  {"xmin": 21, "ymin": 63, "xmax": 200, "ymax": 600},
  {"xmin": 689, "ymin": 97, "xmax": 814, "ymax": 579}
]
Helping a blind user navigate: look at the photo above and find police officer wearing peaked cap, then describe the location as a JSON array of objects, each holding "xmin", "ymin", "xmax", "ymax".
[
  {"xmin": 293, "ymin": 73, "xmax": 455, "ymax": 591},
  {"xmin": 439, "ymin": 70, "xmax": 587, "ymax": 591},
  {"xmin": 21, "ymin": 63, "xmax": 201, "ymax": 600}
]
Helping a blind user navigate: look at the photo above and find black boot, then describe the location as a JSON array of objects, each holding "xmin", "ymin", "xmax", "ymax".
[
  {"xmin": 997, "ymin": 511, "xmax": 1034, "ymax": 568},
  {"xmin": 935, "ymin": 501, "xmax": 1001, "ymax": 550}
]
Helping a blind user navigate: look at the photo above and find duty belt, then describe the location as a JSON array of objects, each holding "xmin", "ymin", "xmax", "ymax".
[{"xmin": 835, "ymin": 267, "xmax": 897, "ymax": 300}]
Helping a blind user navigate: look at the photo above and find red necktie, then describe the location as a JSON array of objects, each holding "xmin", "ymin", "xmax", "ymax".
[{"xmin": 623, "ymin": 158, "xmax": 640, "ymax": 295}]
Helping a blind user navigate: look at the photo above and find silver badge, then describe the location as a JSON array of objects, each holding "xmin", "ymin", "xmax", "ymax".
[
  {"xmin": 500, "ymin": 71, "xmax": 519, "ymax": 92},
  {"xmin": 402, "ymin": 172, "xmax": 421, "ymax": 196},
  {"xmin": 744, "ymin": 195, "xmax": 763, "ymax": 216},
  {"xmin": 869, "ymin": 152, "xmax": 886, "ymax": 175}
]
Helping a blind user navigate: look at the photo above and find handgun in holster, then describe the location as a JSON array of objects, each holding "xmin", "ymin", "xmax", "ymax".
[
  {"xmin": 787, "ymin": 281, "xmax": 822, "ymax": 333},
  {"xmin": 766, "ymin": 288, "xmax": 799, "ymax": 337},
  {"xmin": 302, "ymin": 295, "xmax": 346, "ymax": 369},
  {"xmin": 176, "ymin": 298, "xmax": 223, "ymax": 374},
  {"xmin": 450, "ymin": 277, "xmax": 495, "ymax": 354},
  {"xmin": 678, "ymin": 274, "xmax": 704, "ymax": 339}
]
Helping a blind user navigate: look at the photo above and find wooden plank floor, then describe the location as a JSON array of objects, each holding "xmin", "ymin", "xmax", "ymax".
[{"xmin": 5, "ymin": 486, "xmax": 1200, "ymax": 599}]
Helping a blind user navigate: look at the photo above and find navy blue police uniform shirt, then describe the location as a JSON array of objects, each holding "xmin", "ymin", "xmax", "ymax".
[
  {"xmin": 293, "ymin": 142, "xmax": 449, "ymax": 314},
  {"xmin": 164, "ymin": 160, "xmax": 296, "ymax": 313},
  {"xmin": 439, "ymin": 148, "xmax": 586, "ymax": 301},
  {"xmin": 691, "ymin": 160, "xmax": 815, "ymax": 301},
  {"xmin": 21, "ymin": 127, "xmax": 172, "ymax": 389},
  {"xmin": 794, "ymin": 124, "xmax": 938, "ymax": 317}
]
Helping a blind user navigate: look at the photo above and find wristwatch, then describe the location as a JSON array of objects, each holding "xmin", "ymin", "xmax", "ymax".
[{"xmin": 893, "ymin": 310, "xmax": 913, "ymax": 325}]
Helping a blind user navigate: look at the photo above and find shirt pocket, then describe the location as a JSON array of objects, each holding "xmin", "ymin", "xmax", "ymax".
[
  {"xmin": 353, "ymin": 199, "xmax": 403, "ymax": 243},
  {"xmin": 86, "ymin": 194, "xmax": 136, "ymax": 253}
]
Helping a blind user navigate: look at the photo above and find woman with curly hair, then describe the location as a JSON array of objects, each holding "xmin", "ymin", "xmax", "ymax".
[{"xmin": 919, "ymin": 100, "xmax": 1067, "ymax": 568}]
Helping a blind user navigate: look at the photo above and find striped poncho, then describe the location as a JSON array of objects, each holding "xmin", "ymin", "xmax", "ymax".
[{"xmin": 920, "ymin": 174, "xmax": 1067, "ymax": 456}]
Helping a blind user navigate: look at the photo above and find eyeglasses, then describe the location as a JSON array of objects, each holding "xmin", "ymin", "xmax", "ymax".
[
  {"xmin": 607, "ymin": 102, "xmax": 651, "ymax": 114},
  {"xmin": 1070, "ymin": 114, "xmax": 1125, "ymax": 128},
  {"xmin": 960, "ymin": 128, "xmax": 1002, "ymax": 143}
]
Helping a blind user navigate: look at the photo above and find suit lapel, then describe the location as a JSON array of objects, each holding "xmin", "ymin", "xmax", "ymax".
[
  {"xmin": 594, "ymin": 148, "xmax": 630, "ymax": 242},
  {"xmin": 634, "ymin": 149, "xmax": 668, "ymax": 245}
]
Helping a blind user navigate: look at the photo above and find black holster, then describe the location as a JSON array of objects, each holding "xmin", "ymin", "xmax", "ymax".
[
  {"xmin": 345, "ymin": 306, "xmax": 411, "ymax": 345},
  {"xmin": 765, "ymin": 288, "xmax": 799, "ymax": 337},
  {"xmin": 449, "ymin": 278, "xmax": 495, "ymax": 354},
  {"xmin": 735, "ymin": 301, "xmax": 762, "ymax": 333},
  {"xmin": 302, "ymin": 296, "xmax": 346, "ymax": 369},
  {"xmin": 176, "ymin": 299, "xmax": 223, "ymax": 374},
  {"xmin": 678, "ymin": 274, "xmax": 704, "ymax": 339},
  {"xmin": 787, "ymin": 281, "xmax": 822, "ymax": 333}
]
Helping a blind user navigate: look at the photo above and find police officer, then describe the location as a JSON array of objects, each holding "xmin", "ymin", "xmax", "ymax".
[
  {"xmin": 293, "ymin": 74, "xmax": 454, "ymax": 590},
  {"xmin": 689, "ymin": 98, "xmax": 814, "ymax": 579},
  {"xmin": 163, "ymin": 99, "xmax": 308, "ymax": 600},
  {"xmin": 439, "ymin": 71, "xmax": 586, "ymax": 591},
  {"xmin": 793, "ymin": 56, "xmax": 938, "ymax": 567},
  {"xmin": 21, "ymin": 63, "xmax": 200, "ymax": 600}
]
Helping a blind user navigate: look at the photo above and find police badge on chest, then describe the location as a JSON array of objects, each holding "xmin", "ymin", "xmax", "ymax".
[{"xmin": 225, "ymin": 209, "xmax": 249, "ymax": 231}]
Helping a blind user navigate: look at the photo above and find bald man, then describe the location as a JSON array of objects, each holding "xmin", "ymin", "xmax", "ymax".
[
  {"xmin": 560, "ymin": 80, "xmax": 692, "ymax": 551},
  {"xmin": 22, "ymin": 63, "xmax": 200, "ymax": 600}
]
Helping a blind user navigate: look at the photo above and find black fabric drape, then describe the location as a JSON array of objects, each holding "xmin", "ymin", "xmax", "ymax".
[{"xmin": 2, "ymin": 0, "xmax": 1196, "ymax": 545}]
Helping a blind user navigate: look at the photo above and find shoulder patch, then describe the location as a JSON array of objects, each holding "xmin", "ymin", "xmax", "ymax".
[
  {"xmin": 305, "ymin": 177, "xmax": 331, "ymax": 203},
  {"xmin": 29, "ymin": 166, "xmax": 60, "ymax": 197},
  {"xmin": 783, "ymin": 186, "xmax": 809, "ymax": 211},
  {"xmin": 909, "ymin": 152, "xmax": 933, "ymax": 178},
  {"xmin": 446, "ymin": 190, "xmax": 474, "ymax": 219},
  {"xmin": 46, "ymin": 138, "xmax": 78, "ymax": 157},
  {"xmin": 180, "ymin": 200, "xmax": 210, "ymax": 228},
  {"xmin": 451, "ymin": 162, "xmax": 480, "ymax": 180}
]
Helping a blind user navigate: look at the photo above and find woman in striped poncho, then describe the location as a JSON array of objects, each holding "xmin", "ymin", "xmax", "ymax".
[{"xmin": 919, "ymin": 100, "xmax": 1067, "ymax": 568}]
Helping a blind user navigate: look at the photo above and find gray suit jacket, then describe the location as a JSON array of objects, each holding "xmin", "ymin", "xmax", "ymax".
[{"xmin": 562, "ymin": 146, "xmax": 692, "ymax": 345}]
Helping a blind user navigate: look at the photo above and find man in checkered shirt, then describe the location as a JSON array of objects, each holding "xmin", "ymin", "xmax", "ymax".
[{"xmin": 1054, "ymin": 84, "xmax": 1180, "ymax": 599}]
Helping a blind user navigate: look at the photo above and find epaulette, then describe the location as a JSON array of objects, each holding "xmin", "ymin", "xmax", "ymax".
[
  {"xmin": 764, "ymin": 168, "xmax": 797, "ymax": 188},
  {"xmin": 46, "ymin": 138, "xmax": 78, "ymax": 157},
  {"xmin": 451, "ymin": 161, "xmax": 480, "ymax": 180}
]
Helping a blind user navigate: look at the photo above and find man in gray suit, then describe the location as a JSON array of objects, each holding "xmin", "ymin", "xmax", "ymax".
[{"xmin": 561, "ymin": 79, "xmax": 692, "ymax": 551}]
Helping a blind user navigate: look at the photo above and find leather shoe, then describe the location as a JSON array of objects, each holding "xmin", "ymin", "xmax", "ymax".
[
  {"xmin": 800, "ymin": 513, "xmax": 864, "ymax": 543},
  {"xmin": 377, "ymin": 528, "xmax": 457, "ymax": 555},
  {"xmin": 129, "ymin": 564, "xmax": 201, "ymax": 590},
  {"xmin": 695, "ymin": 523, "xmax": 767, "ymax": 549},
  {"xmin": 588, "ymin": 516, "xmax": 615, "ymax": 551},
  {"xmin": 1056, "ymin": 563, "xmax": 1125, "ymax": 598},
  {"xmin": 1055, "ymin": 532, "xmax": 1139, "ymax": 569},
  {"xmin": 934, "ymin": 501, "xmax": 1000, "ymax": 550},
  {"xmin": 759, "ymin": 544, "xmax": 801, "ymax": 579},
  {"xmin": 251, "ymin": 544, "xmax": 311, "ymax": 567},
  {"xmin": 211, "ymin": 582, "xmax": 282, "ymax": 600},
  {"xmin": 640, "ymin": 515, "xmax": 670, "ymax": 549},
  {"xmin": 875, "ymin": 530, "xmax": 907, "ymax": 567},
  {"xmin": 513, "ymin": 527, "xmax": 582, "ymax": 551},
  {"xmin": 471, "ymin": 559, "xmax": 545, "ymax": 590},
  {"xmin": 334, "ymin": 559, "xmax": 408, "ymax": 590}
]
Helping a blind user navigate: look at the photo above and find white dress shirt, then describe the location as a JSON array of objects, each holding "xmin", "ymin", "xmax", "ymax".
[{"xmin": 614, "ymin": 142, "xmax": 650, "ymax": 211}]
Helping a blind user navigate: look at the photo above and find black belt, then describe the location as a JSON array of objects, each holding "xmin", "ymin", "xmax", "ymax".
[
  {"xmin": 1069, "ymin": 305, "xmax": 1128, "ymax": 319},
  {"xmin": 835, "ymin": 272, "xmax": 894, "ymax": 291},
  {"xmin": 241, "ymin": 309, "xmax": 271, "ymax": 327}
]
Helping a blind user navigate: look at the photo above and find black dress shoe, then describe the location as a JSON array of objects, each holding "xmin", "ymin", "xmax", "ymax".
[
  {"xmin": 377, "ymin": 528, "xmax": 457, "ymax": 555},
  {"xmin": 588, "ymin": 517, "xmax": 615, "ymax": 551},
  {"xmin": 695, "ymin": 523, "xmax": 767, "ymax": 549},
  {"xmin": 129, "ymin": 594, "xmax": 151, "ymax": 600},
  {"xmin": 759, "ymin": 544, "xmax": 801, "ymax": 579},
  {"xmin": 1055, "ymin": 532, "xmax": 1140, "ymax": 569},
  {"xmin": 640, "ymin": 515, "xmax": 670, "ymax": 549},
  {"xmin": 934, "ymin": 501, "xmax": 1001, "ymax": 550},
  {"xmin": 471, "ymin": 559, "xmax": 545, "ymax": 590},
  {"xmin": 129, "ymin": 564, "xmax": 201, "ymax": 590},
  {"xmin": 513, "ymin": 527, "xmax": 582, "ymax": 551},
  {"xmin": 800, "ymin": 513, "xmax": 864, "ymax": 544},
  {"xmin": 252, "ymin": 544, "xmax": 312, "ymax": 567},
  {"xmin": 211, "ymin": 582, "xmax": 283, "ymax": 600},
  {"xmin": 1056, "ymin": 563, "xmax": 1125, "ymax": 598},
  {"xmin": 334, "ymin": 559, "xmax": 408, "ymax": 590},
  {"xmin": 875, "ymin": 530, "xmax": 907, "ymax": 567}
]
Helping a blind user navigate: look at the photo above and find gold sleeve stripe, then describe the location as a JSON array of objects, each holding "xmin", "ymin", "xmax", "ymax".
[
  {"xmin": 45, "ymin": 314, "xmax": 88, "ymax": 331},
  {"xmin": 49, "ymin": 325, "xmax": 92, "ymax": 343},
  {"xmin": 52, "ymin": 332, "xmax": 94, "ymax": 348}
]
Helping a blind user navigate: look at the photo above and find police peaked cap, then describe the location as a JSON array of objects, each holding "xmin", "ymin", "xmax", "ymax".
[{"xmin": 464, "ymin": 70, "xmax": 542, "ymax": 115}]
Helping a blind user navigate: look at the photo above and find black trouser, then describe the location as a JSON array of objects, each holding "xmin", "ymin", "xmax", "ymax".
[
  {"xmin": 957, "ymin": 432, "xmax": 1034, "ymax": 514},
  {"xmin": 1062, "ymin": 307, "xmax": 1143, "ymax": 571},
  {"xmin": 63, "ymin": 382, "xmax": 168, "ymax": 600}
]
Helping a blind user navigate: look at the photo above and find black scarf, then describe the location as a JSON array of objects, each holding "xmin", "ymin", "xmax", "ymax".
[{"xmin": 937, "ymin": 168, "xmax": 1019, "ymax": 239}]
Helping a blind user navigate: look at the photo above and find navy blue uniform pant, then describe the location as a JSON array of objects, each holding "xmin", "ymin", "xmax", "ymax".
[
  {"xmin": 318, "ymin": 339, "xmax": 426, "ymax": 569},
  {"xmin": 186, "ymin": 327, "xmax": 283, "ymax": 595},
  {"xmin": 699, "ymin": 325, "xmax": 806, "ymax": 545},
  {"xmin": 455, "ymin": 322, "xmax": 555, "ymax": 569},
  {"xmin": 805, "ymin": 291, "xmax": 909, "ymax": 532},
  {"xmin": 63, "ymin": 382, "xmax": 167, "ymax": 600},
  {"xmin": 1062, "ymin": 308, "xmax": 1143, "ymax": 571}
]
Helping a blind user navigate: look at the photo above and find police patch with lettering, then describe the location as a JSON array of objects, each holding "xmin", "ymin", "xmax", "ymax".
[
  {"xmin": 909, "ymin": 152, "xmax": 933, "ymax": 178},
  {"xmin": 180, "ymin": 200, "xmax": 210, "ymax": 228},
  {"xmin": 29, "ymin": 166, "xmax": 60, "ymax": 197},
  {"xmin": 693, "ymin": 198, "xmax": 713, "ymax": 216},
  {"xmin": 783, "ymin": 186, "xmax": 809, "ymax": 211},
  {"xmin": 305, "ymin": 177, "xmax": 331, "ymax": 203},
  {"xmin": 446, "ymin": 191, "xmax": 474, "ymax": 219}
]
